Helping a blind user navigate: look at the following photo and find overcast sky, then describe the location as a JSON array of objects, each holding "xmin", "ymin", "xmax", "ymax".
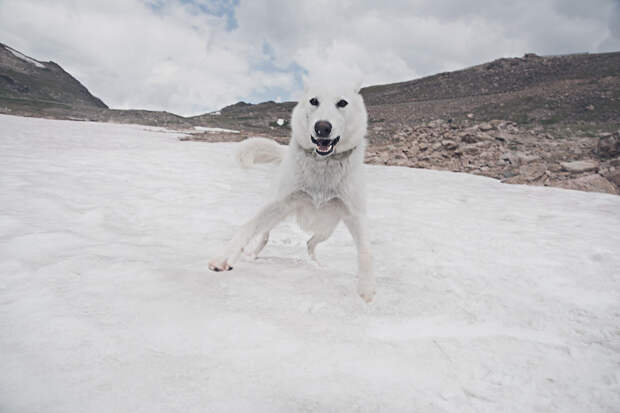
[{"xmin": 1, "ymin": 0, "xmax": 619, "ymax": 116}]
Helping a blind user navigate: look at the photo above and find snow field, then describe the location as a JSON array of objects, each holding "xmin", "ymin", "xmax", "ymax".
[{"xmin": 1, "ymin": 114, "xmax": 619, "ymax": 412}]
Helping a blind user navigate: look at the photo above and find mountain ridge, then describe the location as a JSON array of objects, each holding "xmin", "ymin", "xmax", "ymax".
[{"xmin": 0, "ymin": 42, "xmax": 108, "ymax": 111}]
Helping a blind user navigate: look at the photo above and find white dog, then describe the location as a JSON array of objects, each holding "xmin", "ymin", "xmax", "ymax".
[{"xmin": 208, "ymin": 83, "xmax": 375, "ymax": 302}]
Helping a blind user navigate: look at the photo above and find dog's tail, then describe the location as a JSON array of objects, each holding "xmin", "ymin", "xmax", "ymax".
[{"xmin": 236, "ymin": 137, "xmax": 286, "ymax": 168}]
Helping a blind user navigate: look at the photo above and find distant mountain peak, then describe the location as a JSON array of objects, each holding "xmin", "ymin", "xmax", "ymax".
[
  {"xmin": 0, "ymin": 42, "xmax": 108, "ymax": 110},
  {"xmin": 2, "ymin": 43, "xmax": 46, "ymax": 69}
]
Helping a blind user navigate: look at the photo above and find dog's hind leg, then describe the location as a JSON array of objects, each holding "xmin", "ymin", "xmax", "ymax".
[
  {"xmin": 248, "ymin": 231, "xmax": 270, "ymax": 259},
  {"xmin": 302, "ymin": 202, "xmax": 340, "ymax": 265},
  {"xmin": 306, "ymin": 228, "xmax": 335, "ymax": 265}
]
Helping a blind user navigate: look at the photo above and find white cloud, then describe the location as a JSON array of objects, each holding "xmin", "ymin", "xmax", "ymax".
[
  {"xmin": 234, "ymin": 0, "xmax": 618, "ymax": 81},
  {"xmin": 1, "ymin": 0, "xmax": 618, "ymax": 115},
  {"xmin": 0, "ymin": 0, "xmax": 294, "ymax": 115}
]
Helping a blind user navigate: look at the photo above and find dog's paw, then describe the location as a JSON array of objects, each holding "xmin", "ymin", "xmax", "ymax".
[
  {"xmin": 208, "ymin": 259, "xmax": 233, "ymax": 272},
  {"xmin": 308, "ymin": 254, "xmax": 325, "ymax": 268},
  {"xmin": 357, "ymin": 277, "xmax": 376, "ymax": 303},
  {"xmin": 358, "ymin": 288, "xmax": 376, "ymax": 303}
]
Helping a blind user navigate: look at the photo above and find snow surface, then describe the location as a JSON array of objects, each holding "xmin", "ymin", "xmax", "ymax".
[
  {"xmin": 194, "ymin": 126, "xmax": 240, "ymax": 133},
  {"xmin": 1, "ymin": 114, "xmax": 619, "ymax": 412},
  {"xmin": 5, "ymin": 46, "xmax": 46, "ymax": 68}
]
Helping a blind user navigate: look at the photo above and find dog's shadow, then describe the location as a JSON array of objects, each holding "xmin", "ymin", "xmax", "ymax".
[
  {"xmin": 251, "ymin": 255, "xmax": 309, "ymax": 266},
  {"xmin": 248, "ymin": 254, "xmax": 338, "ymax": 274}
]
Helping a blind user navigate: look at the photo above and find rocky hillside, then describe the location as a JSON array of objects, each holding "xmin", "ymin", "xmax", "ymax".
[
  {"xmin": 186, "ymin": 52, "xmax": 620, "ymax": 195},
  {"xmin": 365, "ymin": 119, "xmax": 620, "ymax": 195},
  {"xmin": 0, "ymin": 43, "xmax": 197, "ymax": 126},
  {"xmin": 0, "ymin": 43, "xmax": 107, "ymax": 112},
  {"xmin": 199, "ymin": 52, "xmax": 620, "ymax": 136}
]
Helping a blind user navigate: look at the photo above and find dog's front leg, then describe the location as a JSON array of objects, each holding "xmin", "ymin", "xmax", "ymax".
[
  {"xmin": 208, "ymin": 193, "xmax": 302, "ymax": 271},
  {"xmin": 343, "ymin": 214, "xmax": 376, "ymax": 302}
]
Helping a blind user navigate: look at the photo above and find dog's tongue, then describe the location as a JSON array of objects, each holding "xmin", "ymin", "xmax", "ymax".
[{"xmin": 318, "ymin": 144, "xmax": 331, "ymax": 152}]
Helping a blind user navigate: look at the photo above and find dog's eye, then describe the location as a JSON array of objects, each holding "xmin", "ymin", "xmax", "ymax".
[
  {"xmin": 336, "ymin": 99, "xmax": 348, "ymax": 108},
  {"xmin": 309, "ymin": 97, "xmax": 319, "ymax": 106}
]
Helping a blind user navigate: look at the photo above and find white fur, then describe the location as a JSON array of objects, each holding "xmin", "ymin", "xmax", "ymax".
[
  {"xmin": 209, "ymin": 84, "xmax": 375, "ymax": 302},
  {"xmin": 236, "ymin": 137, "xmax": 286, "ymax": 168}
]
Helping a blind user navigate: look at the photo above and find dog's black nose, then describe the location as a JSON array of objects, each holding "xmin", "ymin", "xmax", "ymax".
[{"xmin": 314, "ymin": 120, "xmax": 332, "ymax": 138}]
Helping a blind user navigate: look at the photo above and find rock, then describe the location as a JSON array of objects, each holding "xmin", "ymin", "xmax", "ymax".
[
  {"xmin": 502, "ymin": 175, "xmax": 527, "ymax": 184},
  {"xmin": 609, "ymin": 171, "xmax": 620, "ymax": 187},
  {"xmin": 466, "ymin": 113, "xmax": 474, "ymax": 119},
  {"xmin": 427, "ymin": 119, "xmax": 446, "ymax": 128},
  {"xmin": 441, "ymin": 140, "xmax": 458, "ymax": 150},
  {"xmin": 463, "ymin": 145, "xmax": 481, "ymax": 155},
  {"xmin": 556, "ymin": 174, "xmax": 618, "ymax": 195},
  {"xmin": 459, "ymin": 129, "xmax": 493, "ymax": 143},
  {"xmin": 501, "ymin": 151, "xmax": 526, "ymax": 166},
  {"xmin": 560, "ymin": 160, "xmax": 599, "ymax": 173},
  {"xmin": 478, "ymin": 122, "xmax": 493, "ymax": 131},
  {"xmin": 494, "ymin": 131, "xmax": 510, "ymax": 142},
  {"xmin": 489, "ymin": 119, "xmax": 507, "ymax": 129},
  {"xmin": 519, "ymin": 163, "xmax": 547, "ymax": 182},
  {"xmin": 502, "ymin": 169, "xmax": 518, "ymax": 178},
  {"xmin": 459, "ymin": 133, "xmax": 477, "ymax": 143},
  {"xmin": 596, "ymin": 134, "xmax": 619, "ymax": 158},
  {"xmin": 477, "ymin": 132, "xmax": 494, "ymax": 141},
  {"xmin": 519, "ymin": 153, "xmax": 541, "ymax": 163}
]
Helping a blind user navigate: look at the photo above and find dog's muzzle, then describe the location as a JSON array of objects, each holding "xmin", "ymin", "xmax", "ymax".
[{"xmin": 311, "ymin": 135, "xmax": 340, "ymax": 156}]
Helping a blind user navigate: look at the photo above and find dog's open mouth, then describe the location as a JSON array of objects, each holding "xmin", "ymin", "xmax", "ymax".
[{"xmin": 311, "ymin": 135, "xmax": 340, "ymax": 156}]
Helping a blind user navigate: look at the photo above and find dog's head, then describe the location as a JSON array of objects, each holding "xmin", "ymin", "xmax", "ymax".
[{"xmin": 291, "ymin": 83, "xmax": 368, "ymax": 157}]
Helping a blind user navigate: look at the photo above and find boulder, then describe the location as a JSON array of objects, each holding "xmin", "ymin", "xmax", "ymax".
[
  {"xmin": 427, "ymin": 119, "xmax": 446, "ymax": 128},
  {"xmin": 519, "ymin": 163, "xmax": 547, "ymax": 182},
  {"xmin": 501, "ymin": 151, "xmax": 526, "ymax": 166},
  {"xmin": 556, "ymin": 174, "xmax": 618, "ymax": 195},
  {"xmin": 560, "ymin": 160, "xmax": 599, "ymax": 173},
  {"xmin": 441, "ymin": 140, "xmax": 458, "ymax": 150},
  {"xmin": 596, "ymin": 134, "xmax": 619, "ymax": 158},
  {"xmin": 459, "ymin": 133, "xmax": 478, "ymax": 143},
  {"xmin": 608, "ymin": 171, "xmax": 620, "ymax": 187}
]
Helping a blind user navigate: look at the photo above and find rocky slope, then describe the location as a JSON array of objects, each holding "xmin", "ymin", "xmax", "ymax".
[
  {"xmin": 200, "ymin": 52, "xmax": 620, "ymax": 136},
  {"xmin": 364, "ymin": 119, "xmax": 620, "ymax": 195},
  {"xmin": 0, "ymin": 43, "xmax": 107, "ymax": 111},
  {"xmin": 0, "ymin": 43, "xmax": 190, "ymax": 126}
]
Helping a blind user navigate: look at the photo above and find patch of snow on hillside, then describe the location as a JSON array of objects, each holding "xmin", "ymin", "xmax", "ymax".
[
  {"xmin": 194, "ymin": 126, "xmax": 239, "ymax": 133},
  {"xmin": 5, "ymin": 46, "xmax": 45, "ymax": 68},
  {"xmin": 0, "ymin": 114, "xmax": 619, "ymax": 412}
]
